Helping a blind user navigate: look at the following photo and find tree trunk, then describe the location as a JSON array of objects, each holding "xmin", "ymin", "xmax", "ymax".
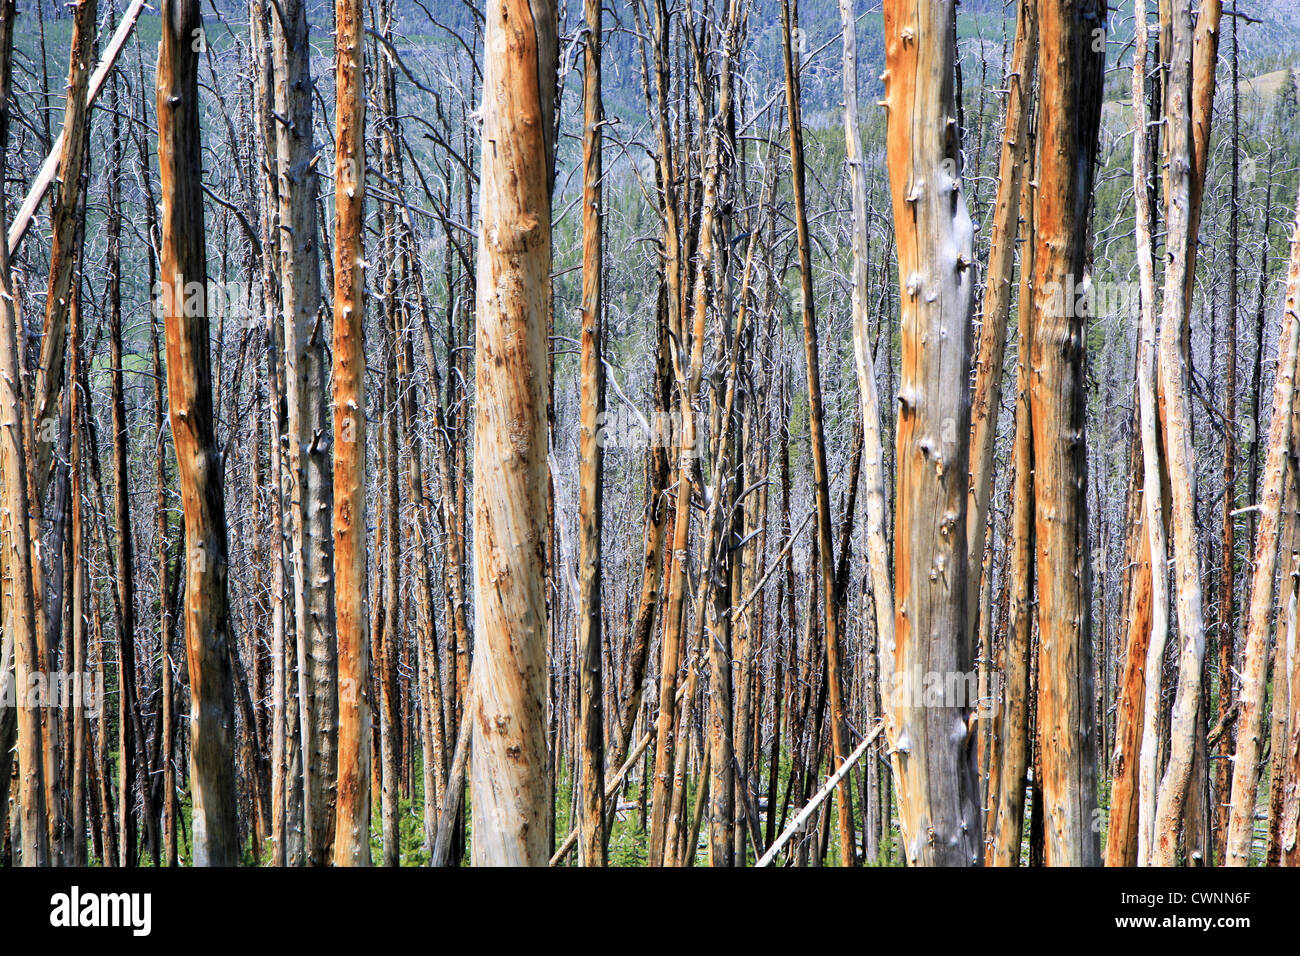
[
  {"xmin": 966, "ymin": 0, "xmax": 1036, "ymax": 634},
  {"xmin": 783, "ymin": 0, "xmax": 854, "ymax": 866},
  {"xmin": 156, "ymin": 0, "xmax": 239, "ymax": 866},
  {"xmin": 1225, "ymin": 185, "xmax": 1300, "ymax": 865},
  {"xmin": 1280, "ymin": 401, "xmax": 1300, "ymax": 866},
  {"xmin": 1214, "ymin": 6, "xmax": 1241, "ymax": 867},
  {"xmin": 575, "ymin": 0, "xmax": 607, "ymax": 867},
  {"xmin": 647, "ymin": 28, "xmax": 719, "ymax": 871},
  {"xmin": 271, "ymin": 0, "xmax": 338, "ymax": 866},
  {"xmin": 30, "ymin": 0, "xmax": 95, "ymax": 498},
  {"xmin": 1029, "ymin": 0, "xmax": 1105, "ymax": 867},
  {"xmin": 331, "ymin": 0, "xmax": 371, "ymax": 867},
  {"xmin": 380, "ymin": 330, "xmax": 401, "ymax": 866},
  {"xmin": 989, "ymin": 143, "xmax": 1037, "ymax": 867},
  {"xmin": 839, "ymin": 0, "xmax": 900, "ymax": 867},
  {"xmin": 882, "ymin": 0, "xmax": 981, "ymax": 866},
  {"xmin": 0, "ymin": 0, "xmax": 14, "ymax": 832},
  {"xmin": 1131, "ymin": 0, "xmax": 1172, "ymax": 868},
  {"xmin": 69, "ymin": 287, "xmax": 86, "ymax": 866},
  {"xmin": 1148, "ymin": 0, "xmax": 1211, "ymax": 867},
  {"xmin": 469, "ymin": 0, "xmax": 558, "ymax": 867}
]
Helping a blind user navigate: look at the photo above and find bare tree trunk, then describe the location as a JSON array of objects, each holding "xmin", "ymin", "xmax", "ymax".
[
  {"xmin": 1029, "ymin": 0, "xmax": 1105, "ymax": 867},
  {"xmin": 30, "ymin": 0, "xmax": 95, "ymax": 498},
  {"xmin": 93, "ymin": 590, "xmax": 118, "ymax": 865},
  {"xmin": 150, "ymin": 308, "xmax": 178, "ymax": 868},
  {"xmin": 881, "ymin": 0, "xmax": 981, "ymax": 866},
  {"xmin": 69, "ymin": 294, "xmax": 86, "ymax": 866},
  {"xmin": 1148, "ymin": 0, "xmax": 1210, "ymax": 866},
  {"xmin": 271, "ymin": 0, "xmax": 337, "ymax": 866},
  {"xmin": 647, "ymin": 30, "xmax": 721, "ymax": 871},
  {"xmin": 108, "ymin": 71, "xmax": 160, "ymax": 866},
  {"xmin": 247, "ymin": 0, "xmax": 284, "ymax": 867},
  {"xmin": 1215, "ymin": 6, "xmax": 1242, "ymax": 867},
  {"xmin": 1265, "ymin": 455, "xmax": 1297, "ymax": 863},
  {"xmin": 611, "ymin": 4, "xmax": 675, "ymax": 773},
  {"xmin": 613, "ymin": 305, "xmax": 670, "ymax": 760},
  {"xmin": 31, "ymin": 0, "xmax": 100, "ymax": 862},
  {"xmin": 469, "ymin": 0, "xmax": 557, "ymax": 867},
  {"xmin": 1225, "ymin": 186, "xmax": 1300, "ymax": 866},
  {"xmin": 644, "ymin": 0, "xmax": 697, "ymax": 867},
  {"xmin": 989, "ymin": 147, "xmax": 1037, "ymax": 867},
  {"xmin": 575, "ymin": 0, "xmax": 607, "ymax": 867},
  {"xmin": 1281, "ymin": 403, "xmax": 1300, "ymax": 866},
  {"xmin": 1106, "ymin": 61, "xmax": 1169, "ymax": 866},
  {"xmin": 0, "ymin": 0, "xmax": 48, "ymax": 869},
  {"xmin": 0, "ymin": 0, "xmax": 14, "ymax": 831},
  {"xmin": 1183, "ymin": 0, "xmax": 1222, "ymax": 310},
  {"xmin": 966, "ymin": 0, "xmax": 1036, "ymax": 633},
  {"xmin": 380, "ymin": 329, "xmax": 401, "ymax": 866},
  {"xmin": 839, "ymin": 0, "xmax": 899, "ymax": 865},
  {"xmin": 966, "ymin": 2, "xmax": 1036, "ymax": 839},
  {"xmin": 1131, "ymin": 0, "xmax": 1172, "ymax": 868},
  {"xmin": 782, "ymin": 0, "xmax": 853, "ymax": 866},
  {"xmin": 394, "ymin": 222, "xmax": 446, "ymax": 854},
  {"xmin": 332, "ymin": 0, "xmax": 371, "ymax": 868},
  {"xmin": 157, "ymin": 0, "xmax": 240, "ymax": 866},
  {"xmin": 1107, "ymin": 430, "xmax": 1154, "ymax": 867}
]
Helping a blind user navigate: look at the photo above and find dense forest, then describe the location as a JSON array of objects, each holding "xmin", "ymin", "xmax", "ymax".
[{"xmin": 0, "ymin": 0, "xmax": 1298, "ymax": 868}]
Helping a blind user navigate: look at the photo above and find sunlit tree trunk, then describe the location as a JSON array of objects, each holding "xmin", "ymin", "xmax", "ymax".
[
  {"xmin": 966, "ymin": 0, "xmax": 1036, "ymax": 644},
  {"xmin": 1029, "ymin": 0, "xmax": 1105, "ymax": 867},
  {"xmin": 989, "ymin": 147, "xmax": 1036, "ymax": 867},
  {"xmin": 1130, "ymin": 0, "xmax": 1171, "ymax": 868},
  {"xmin": 69, "ymin": 283, "xmax": 86, "ymax": 866},
  {"xmin": 1281, "ymin": 403, "xmax": 1300, "ymax": 866},
  {"xmin": 1106, "ymin": 47, "xmax": 1169, "ymax": 866},
  {"xmin": 30, "ymin": 0, "xmax": 95, "ymax": 497},
  {"xmin": 469, "ymin": 0, "xmax": 558, "ymax": 867},
  {"xmin": 1183, "ymin": 0, "xmax": 1222, "ymax": 308},
  {"xmin": 272, "ymin": 0, "xmax": 337, "ymax": 866},
  {"xmin": 575, "ymin": 0, "xmax": 607, "ymax": 867},
  {"xmin": 882, "ymin": 0, "xmax": 981, "ymax": 866},
  {"xmin": 1226, "ymin": 186, "xmax": 1300, "ymax": 866},
  {"xmin": 332, "ymin": 0, "xmax": 371, "ymax": 868},
  {"xmin": 965, "ymin": 1, "xmax": 1036, "ymax": 844},
  {"xmin": 156, "ymin": 0, "xmax": 239, "ymax": 865},
  {"xmin": 1151, "ymin": 0, "xmax": 1211, "ymax": 865},
  {"xmin": 644, "ymin": 0, "xmax": 695, "ymax": 867}
]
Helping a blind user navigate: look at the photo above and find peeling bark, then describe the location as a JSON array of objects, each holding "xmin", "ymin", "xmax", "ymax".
[
  {"xmin": 469, "ymin": 0, "xmax": 558, "ymax": 867},
  {"xmin": 156, "ymin": 0, "xmax": 239, "ymax": 865},
  {"xmin": 882, "ymin": 0, "xmax": 981, "ymax": 866}
]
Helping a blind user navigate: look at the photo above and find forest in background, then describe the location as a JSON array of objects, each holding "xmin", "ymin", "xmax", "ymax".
[{"xmin": 0, "ymin": 0, "xmax": 1298, "ymax": 866}]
